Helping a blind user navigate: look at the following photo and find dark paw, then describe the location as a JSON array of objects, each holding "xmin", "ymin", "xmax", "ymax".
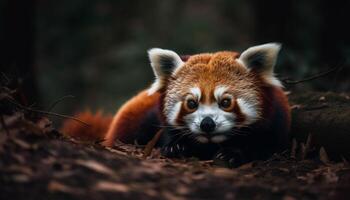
[
  {"xmin": 161, "ymin": 143, "xmax": 188, "ymax": 158},
  {"xmin": 213, "ymin": 149, "xmax": 246, "ymax": 168}
]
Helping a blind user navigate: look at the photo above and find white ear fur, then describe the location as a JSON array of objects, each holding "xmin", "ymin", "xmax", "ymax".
[
  {"xmin": 237, "ymin": 43, "xmax": 282, "ymax": 87},
  {"xmin": 147, "ymin": 48, "xmax": 184, "ymax": 95}
]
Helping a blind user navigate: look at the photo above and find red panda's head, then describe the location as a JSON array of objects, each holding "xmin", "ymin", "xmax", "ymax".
[{"xmin": 147, "ymin": 43, "xmax": 282, "ymax": 143}]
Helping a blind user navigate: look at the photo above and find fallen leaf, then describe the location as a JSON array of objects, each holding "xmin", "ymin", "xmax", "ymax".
[
  {"xmin": 75, "ymin": 159, "xmax": 116, "ymax": 177},
  {"xmin": 319, "ymin": 147, "xmax": 330, "ymax": 164},
  {"xmin": 12, "ymin": 174, "xmax": 30, "ymax": 182},
  {"xmin": 94, "ymin": 181, "xmax": 130, "ymax": 193},
  {"xmin": 11, "ymin": 137, "xmax": 31, "ymax": 149},
  {"xmin": 48, "ymin": 180, "xmax": 83, "ymax": 194},
  {"xmin": 290, "ymin": 104, "xmax": 302, "ymax": 110},
  {"xmin": 212, "ymin": 168, "xmax": 237, "ymax": 178}
]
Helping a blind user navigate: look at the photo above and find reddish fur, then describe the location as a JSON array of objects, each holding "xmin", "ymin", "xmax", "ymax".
[
  {"xmin": 61, "ymin": 111, "xmax": 113, "ymax": 141},
  {"xmin": 102, "ymin": 90, "xmax": 161, "ymax": 147},
  {"xmin": 62, "ymin": 51, "xmax": 290, "ymax": 147},
  {"xmin": 62, "ymin": 91, "xmax": 161, "ymax": 146},
  {"xmin": 261, "ymin": 86, "xmax": 291, "ymax": 131}
]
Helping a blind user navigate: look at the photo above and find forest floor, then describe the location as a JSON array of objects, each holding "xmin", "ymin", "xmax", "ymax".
[{"xmin": 1, "ymin": 89, "xmax": 350, "ymax": 200}]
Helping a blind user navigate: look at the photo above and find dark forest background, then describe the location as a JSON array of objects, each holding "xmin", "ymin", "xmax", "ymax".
[{"xmin": 1, "ymin": 0, "xmax": 349, "ymax": 120}]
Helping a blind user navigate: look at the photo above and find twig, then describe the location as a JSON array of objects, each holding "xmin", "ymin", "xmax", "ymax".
[
  {"xmin": 300, "ymin": 142, "xmax": 306, "ymax": 160},
  {"xmin": 0, "ymin": 72, "xmax": 10, "ymax": 84},
  {"xmin": 0, "ymin": 114, "xmax": 10, "ymax": 135},
  {"xmin": 304, "ymin": 133, "xmax": 313, "ymax": 154},
  {"xmin": 143, "ymin": 129, "xmax": 163, "ymax": 158},
  {"xmin": 48, "ymin": 95, "xmax": 75, "ymax": 111},
  {"xmin": 290, "ymin": 138, "xmax": 297, "ymax": 159},
  {"xmin": 5, "ymin": 95, "xmax": 89, "ymax": 126},
  {"xmin": 281, "ymin": 62, "xmax": 344, "ymax": 85},
  {"xmin": 303, "ymin": 104, "xmax": 329, "ymax": 111}
]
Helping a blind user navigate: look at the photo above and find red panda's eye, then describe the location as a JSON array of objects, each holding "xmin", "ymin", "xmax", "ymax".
[
  {"xmin": 186, "ymin": 99, "xmax": 198, "ymax": 110},
  {"xmin": 219, "ymin": 98, "xmax": 233, "ymax": 110}
]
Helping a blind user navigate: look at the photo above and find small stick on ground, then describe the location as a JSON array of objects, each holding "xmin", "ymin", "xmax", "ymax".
[
  {"xmin": 304, "ymin": 133, "xmax": 313, "ymax": 155},
  {"xmin": 319, "ymin": 147, "xmax": 330, "ymax": 164},
  {"xmin": 0, "ymin": 115, "xmax": 10, "ymax": 135},
  {"xmin": 300, "ymin": 142, "xmax": 306, "ymax": 160},
  {"xmin": 341, "ymin": 156, "xmax": 349, "ymax": 165},
  {"xmin": 291, "ymin": 138, "xmax": 297, "ymax": 159},
  {"xmin": 5, "ymin": 95, "xmax": 89, "ymax": 126},
  {"xmin": 143, "ymin": 129, "xmax": 163, "ymax": 158}
]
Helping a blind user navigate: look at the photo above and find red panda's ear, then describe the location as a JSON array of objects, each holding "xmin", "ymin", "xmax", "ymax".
[
  {"xmin": 237, "ymin": 43, "xmax": 282, "ymax": 87},
  {"xmin": 147, "ymin": 48, "xmax": 184, "ymax": 95}
]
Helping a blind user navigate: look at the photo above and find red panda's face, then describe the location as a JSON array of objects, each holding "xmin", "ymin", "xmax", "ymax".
[
  {"xmin": 163, "ymin": 52, "xmax": 262, "ymax": 143},
  {"xmin": 148, "ymin": 43, "xmax": 282, "ymax": 143}
]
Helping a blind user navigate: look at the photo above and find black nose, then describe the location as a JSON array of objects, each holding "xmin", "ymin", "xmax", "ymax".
[{"xmin": 200, "ymin": 117, "xmax": 216, "ymax": 133}]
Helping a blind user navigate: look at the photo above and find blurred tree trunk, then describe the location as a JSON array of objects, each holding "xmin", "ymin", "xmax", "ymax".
[{"xmin": 0, "ymin": 0, "xmax": 39, "ymax": 105}]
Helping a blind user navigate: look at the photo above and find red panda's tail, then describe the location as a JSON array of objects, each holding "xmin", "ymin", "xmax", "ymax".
[{"xmin": 61, "ymin": 111, "xmax": 113, "ymax": 141}]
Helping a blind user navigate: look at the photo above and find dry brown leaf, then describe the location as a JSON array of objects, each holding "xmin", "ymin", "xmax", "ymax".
[
  {"xmin": 94, "ymin": 181, "xmax": 130, "ymax": 193},
  {"xmin": 162, "ymin": 191, "xmax": 186, "ymax": 200},
  {"xmin": 305, "ymin": 134, "xmax": 313, "ymax": 153},
  {"xmin": 324, "ymin": 168, "xmax": 339, "ymax": 183},
  {"xmin": 176, "ymin": 184, "xmax": 190, "ymax": 195},
  {"xmin": 48, "ymin": 180, "xmax": 83, "ymax": 194},
  {"xmin": 212, "ymin": 167, "xmax": 237, "ymax": 178},
  {"xmin": 12, "ymin": 137, "xmax": 31, "ymax": 149},
  {"xmin": 105, "ymin": 147, "xmax": 128, "ymax": 156},
  {"xmin": 3, "ymin": 113, "xmax": 22, "ymax": 127},
  {"xmin": 75, "ymin": 159, "xmax": 116, "ymax": 177},
  {"xmin": 319, "ymin": 147, "xmax": 330, "ymax": 163},
  {"xmin": 19, "ymin": 120, "xmax": 44, "ymax": 135},
  {"xmin": 237, "ymin": 162, "xmax": 253, "ymax": 170},
  {"xmin": 290, "ymin": 104, "xmax": 302, "ymax": 110},
  {"xmin": 12, "ymin": 174, "xmax": 30, "ymax": 182},
  {"xmin": 8, "ymin": 165, "xmax": 33, "ymax": 175},
  {"xmin": 36, "ymin": 117, "xmax": 53, "ymax": 133},
  {"xmin": 143, "ymin": 129, "xmax": 163, "ymax": 158}
]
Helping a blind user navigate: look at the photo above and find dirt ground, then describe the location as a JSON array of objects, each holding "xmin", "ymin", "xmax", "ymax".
[{"xmin": 1, "ymin": 88, "xmax": 350, "ymax": 200}]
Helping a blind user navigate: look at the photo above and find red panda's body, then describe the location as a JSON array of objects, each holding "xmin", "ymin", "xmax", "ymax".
[{"xmin": 62, "ymin": 43, "xmax": 291, "ymax": 167}]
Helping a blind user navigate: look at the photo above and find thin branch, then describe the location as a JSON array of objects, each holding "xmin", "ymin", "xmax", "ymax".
[
  {"xmin": 281, "ymin": 62, "xmax": 344, "ymax": 85},
  {"xmin": 143, "ymin": 129, "xmax": 163, "ymax": 158},
  {"xmin": 48, "ymin": 95, "xmax": 75, "ymax": 111},
  {"xmin": 0, "ymin": 114, "xmax": 10, "ymax": 135},
  {"xmin": 5, "ymin": 95, "xmax": 89, "ymax": 126}
]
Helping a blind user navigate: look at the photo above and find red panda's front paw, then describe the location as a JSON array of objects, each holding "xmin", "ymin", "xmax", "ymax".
[
  {"xmin": 213, "ymin": 148, "xmax": 247, "ymax": 168},
  {"xmin": 161, "ymin": 143, "xmax": 189, "ymax": 158}
]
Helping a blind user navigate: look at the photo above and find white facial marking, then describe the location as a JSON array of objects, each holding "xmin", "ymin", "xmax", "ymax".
[
  {"xmin": 167, "ymin": 102, "xmax": 182, "ymax": 125},
  {"xmin": 147, "ymin": 80, "xmax": 161, "ymax": 95},
  {"xmin": 184, "ymin": 104, "xmax": 235, "ymax": 134},
  {"xmin": 263, "ymin": 75, "xmax": 283, "ymax": 88},
  {"xmin": 211, "ymin": 135, "xmax": 227, "ymax": 143},
  {"xmin": 190, "ymin": 87, "xmax": 201, "ymax": 100},
  {"xmin": 236, "ymin": 98, "xmax": 258, "ymax": 125},
  {"xmin": 214, "ymin": 86, "xmax": 229, "ymax": 100},
  {"xmin": 196, "ymin": 136, "xmax": 209, "ymax": 143},
  {"xmin": 236, "ymin": 43, "xmax": 282, "ymax": 87},
  {"xmin": 147, "ymin": 48, "xmax": 184, "ymax": 95}
]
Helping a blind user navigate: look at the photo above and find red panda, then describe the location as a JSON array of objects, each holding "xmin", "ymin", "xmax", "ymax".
[{"xmin": 62, "ymin": 43, "xmax": 291, "ymax": 167}]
